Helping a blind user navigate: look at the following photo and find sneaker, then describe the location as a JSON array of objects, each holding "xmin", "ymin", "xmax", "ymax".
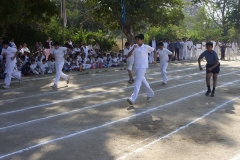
[
  {"xmin": 128, "ymin": 80, "xmax": 132, "ymax": 84},
  {"xmin": 162, "ymin": 82, "xmax": 167, "ymax": 85},
  {"xmin": 211, "ymin": 92, "xmax": 215, "ymax": 97},
  {"xmin": 205, "ymin": 90, "xmax": 211, "ymax": 96},
  {"xmin": 2, "ymin": 85, "xmax": 9, "ymax": 89},
  {"xmin": 132, "ymin": 79, "xmax": 134, "ymax": 83},
  {"xmin": 51, "ymin": 84, "xmax": 58, "ymax": 88},
  {"xmin": 66, "ymin": 76, "xmax": 70, "ymax": 84},
  {"xmin": 146, "ymin": 97, "xmax": 152, "ymax": 102},
  {"xmin": 127, "ymin": 99, "xmax": 133, "ymax": 105}
]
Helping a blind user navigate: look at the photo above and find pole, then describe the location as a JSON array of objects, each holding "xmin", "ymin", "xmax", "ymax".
[{"xmin": 121, "ymin": 0, "xmax": 124, "ymax": 50}]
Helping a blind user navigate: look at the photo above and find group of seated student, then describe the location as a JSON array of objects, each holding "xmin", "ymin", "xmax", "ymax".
[{"xmin": 0, "ymin": 39, "xmax": 126, "ymax": 79}]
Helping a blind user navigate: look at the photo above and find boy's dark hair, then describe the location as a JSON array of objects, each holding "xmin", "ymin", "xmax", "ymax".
[
  {"xmin": 206, "ymin": 42, "xmax": 213, "ymax": 47},
  {"xmin": 42, "ymin": 58, "xmax": 46, "ymax": 61},
  {"xmin": 2, "ymin": 40, "xmax": 9, "ymax": 45},
  {"xmin": 135, "ymin": 34, "xmax": 144, "ymax": 40},
  {"xmin": 125, "ymin": 42, "xmax": 130, "ymax": 46},
  {"xmin": 54, "ymin": 41, "xmax": 60, "ymax": 46},
  {"xmin": 158, "ymin": 42, "xmax": 164, "ymax": 46},
  {"xmin": 26, "ymin": 62, "xmax": 31, "ymax": 66},
  {"xmin": 31, "ymin": 59, "xmax": 35, "ymax": 62}
]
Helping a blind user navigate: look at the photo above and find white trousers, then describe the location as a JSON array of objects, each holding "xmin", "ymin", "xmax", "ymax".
[
  {"xmin": 160, "ymin": 61, "xmax": 168, "ymax": 83},
  {"xmin": 233, "ymin": 49, "xmax": 238, "ymax": 60},
  {"xmin": 130, "ymin": 68, "xmax": 154, "ymax": 103},
  {"xmin": 182, "ymin": 49, "xmax": 188, "ymax": 59},
  {"xmin": 4, "ymin": 63, "xmax": 21, "ymax": 86},
  {"xmin": 54, "ymin": 62, "xmax": 69, "ymax": 85},
  {"xmin": 149, "ymin": 52, "xmax": 154, "ymax": 63}
]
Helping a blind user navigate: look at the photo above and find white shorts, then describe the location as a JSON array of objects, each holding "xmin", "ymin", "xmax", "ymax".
[{"xmin": 127, "ymin": 60, "xmax": 134, "ymax": 71}]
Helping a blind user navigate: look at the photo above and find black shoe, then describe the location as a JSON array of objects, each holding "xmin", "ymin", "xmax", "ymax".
[
  {"xmin": 205, "ymin": 90, "xmax": 211, "ymax": 96},
  {"xmin": 211, "ymin": 92, "xmax": 215, "ymax": 97}
]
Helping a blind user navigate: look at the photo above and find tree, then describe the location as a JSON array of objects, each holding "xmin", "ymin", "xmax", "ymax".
[
  {"xmin": 192, "ymin": 0, "xmax": 238, "ymax": 37},
  {"xmin": 84, "ymin": 0, "xmax": 184, "ymax": 43},
  {"xmin": 0, "ymin": 0, "xmax": 59, "ymax": 37}
]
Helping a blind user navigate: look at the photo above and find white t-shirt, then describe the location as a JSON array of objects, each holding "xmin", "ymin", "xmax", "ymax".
[
  {"xmin": 40, "ymin": 63, "xmax": 49, "ymax": 70},
  {"xmin": 124, "ymin": 47, "xmax": 134, "ymax": 62},
  {"xmin": 157, "ymin": 48, "xmax": 172, "ymax": 62},
  {"xmin": 152, "ymin": 40, "xmax": 157, "ymax": 50},
  {"xmin": 163, "ymin": 42, "xmax": 168, "ymax": 49},
  {"xmin": 188, "ymin": 41, "xmax": 193, "ymax": 50},
  {"xmin": 232, "ymin": 42, "xmax": 238, "ymax": 51},
  {"xmin": 1, "ymin": 47, "xmax": 17, "ymax": 64},
  {"xmin": 132, "ymin": 44, "xmax": 154, "ymax": 69},
  {"xmin": 50, "ymin": 47, "xmax": 67, "ymax": 63}
]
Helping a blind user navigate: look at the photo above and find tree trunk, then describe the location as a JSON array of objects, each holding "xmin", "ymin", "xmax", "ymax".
[{"xmin": 123, "ymin": 24, "xmax": 134, "ymax": 44}]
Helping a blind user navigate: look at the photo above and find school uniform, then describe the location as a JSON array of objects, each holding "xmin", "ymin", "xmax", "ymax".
[
  {"xmin": 192, "ymin": 45, "xmax": 197, "ymax": 59},
  {"xmin": 40, "ymin": 62, "xmax": 49, "ymax": 74},
  {"xmin": 1, "ymin": 47, "xmax": 21, "ymax": 88},
  {"xmin": 182, "ymin": 41, "xmax": 188, "ymax": 60},
  {"xmin": 187, "ymin": 40, "xmax": 193, "ymax": 59},
  {"xmin": 232, "ymin": 42, "xmax": 238, "ymax": 60},
  {"xmin": 214, "ymin": 42, "xmax": 220, "ymax": 54},
  {"xmin": 124, "ymin": 47, "xmax": 134, "ymax": 71},
  {"xmin": 196, "ymin": 43, "xmax": 202, "ymax": 57},
  {"xmin": 129, "ymin": 44, "xmax": 155, "ymax": 104},
  {"xmin": 148, "ymin": 40, "xmax": 157, "ymax": 63},
  {"xmin": 157, "ymin": 48, "xmax": 172, "ymax": 84},
  {"xmin": 50, "ymin": 47, "xmax": 69, "ymax": 86},
  {"xmin": 199, "ymin": 50, "xmax": 220, "ymax": 74},
  {"xmin": 202, "ymin": 41, "xmax": 206, "ymax": 52},
  {"xmin": 175, "ymin": 42, "xmax": 180, "ymax": 60},
  {"xmin": 163, "ymin": 42, "xmax": 168, "ymax": 49},
  {"xmin": 226, "ymin": 43, "xmax": 232, "ymax": 60},
  {"xmin": 30, "ymin": 63, "xmax": 40, "ymax": 74}
]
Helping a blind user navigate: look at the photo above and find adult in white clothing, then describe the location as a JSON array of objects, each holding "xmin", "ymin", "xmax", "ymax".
[
  {"xmin": 202, "ymin": 39, "xmax": 206, "ymax": 52},
  {"xmin": 232, "ymin": 39, "xmax": 238, "ymax": 60},
  {"xmin": 182, "ymin": 38, "xmax": 188, "ymax": 60},
  {"xmin": 50, "ymin": 41, "xmax": 70, "ymax": 88},
  {"xmin": 126, "ymin": 34, "xmax": 156, "ymax": 105},
  {"xmin": 148, "ymin": 36, "xmax": 157, "ymax": 63},
  {"xmin": 187, "ymin": 38, "xmax": 193, "ymax": 60},
  {"xmin": 1, "ymin": 40, "xmax": 22, "ymax": 89},
  {"xmin": 156, "ymin": 42, "xmax": 173, "ymax": 84},
  {"xmin": 196, "ymin": 42, "xmax": 202, "ymax": 57},
  {"xmin": 226, "ymin": 40, "xmax": 232, "ymax": 60}
]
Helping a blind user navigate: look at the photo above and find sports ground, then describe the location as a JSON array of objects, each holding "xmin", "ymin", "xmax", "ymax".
[{"xmin": 0, "ymin": 60, "xmax": 240, "ymax": 160}]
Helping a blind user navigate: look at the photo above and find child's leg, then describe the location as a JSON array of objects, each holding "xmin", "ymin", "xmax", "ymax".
[
  {"xmin": 205, "ymin": 73, "xmax": 212, "ymax": 96},
  {"xmin": 213, "ymin": 73, "xmax": 218, "ymax": 88}
]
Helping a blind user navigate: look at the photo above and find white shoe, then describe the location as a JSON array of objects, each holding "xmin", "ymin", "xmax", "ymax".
[
  {"xmin": 2, "ymin": 85, "xmax": 9, "ymax": 89},
  {"xmin": 66, "ymin": 76, "xmax": 70, "ymax": 84},
  {"xmin": 51, "ymin": 84, "xmax": 58, "ymax": 88}
]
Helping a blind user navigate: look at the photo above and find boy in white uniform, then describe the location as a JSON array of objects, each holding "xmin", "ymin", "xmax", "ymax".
[
  {"xmin": 126, "ymin": 34, "xmax": 156, "ymax": 105},
  {"xmin": 157, "ymin": 42, "xmax": 173, "ymax": 85},
  {"xmin": 124, "ymin": 42, "xmax": 134, "ymax": 84},
  {"xmin": 50, "ymin": 41, "xmax": 70, "ymax": 88},
  {"xmin": 182, "ymin": 38, "xmax": 188, "ymax": 60},
  {"xmin": 226, "ymin": 40, "xmax": 232, "ymax": 60},
  {"xmin": 1, "ymin": 40, "xmax": 22, "ymax": 89},
  {"xmin": 232, "ymin": 39, "xmax": 238, "ymax": 60},
  {"xmin": 187, "ymin": 38, "xmax": 193, "ymax": 60}
]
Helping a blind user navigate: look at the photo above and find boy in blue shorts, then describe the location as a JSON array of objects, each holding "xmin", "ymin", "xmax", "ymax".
[{"xmin": 198, "ymin": 42, "xmax": 220, "ymax": 97}]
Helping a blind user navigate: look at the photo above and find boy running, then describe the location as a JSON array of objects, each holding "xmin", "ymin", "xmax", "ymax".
[
  {"xmin": 1, "ymin": 40, "xmax": 22, "ymax": 89},
  {"xmin": 124, "ymin": 42, "xmax": 134, "ymax": 84},
  {"xmin": 198, "ymin": 42, "xmax": 220, "ymax": 97},
  {"xmin": 157, "ymin": 42, "xmax": 173, "ymax": 85},
  {"xmin": 50, "ymin": 41, "xmax": 70, "ymax": 88},
  {"xmin": 126, "ymin": 34, "xmax": 156, "ymax": 105}
]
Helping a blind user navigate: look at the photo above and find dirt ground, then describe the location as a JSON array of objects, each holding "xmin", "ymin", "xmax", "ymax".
[{"xmin": 0, "ymin": 59, "xmax": 240, "ymax": 160}]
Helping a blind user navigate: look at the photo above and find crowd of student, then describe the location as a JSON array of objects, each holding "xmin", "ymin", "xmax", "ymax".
[
  {"xmin": 0, "ymin": 36, "xmax": 238, "ymax": 80},
  {"xmin": 0, "ymin": 37, "xmax": 126, "ymax": 79},
  {"xmin": 148, "ymin": 37, "xmax": 239, "ymax": 62}
]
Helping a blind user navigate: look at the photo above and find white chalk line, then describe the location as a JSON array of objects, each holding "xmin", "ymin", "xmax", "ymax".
[
  {"xmin": 117, "ymin": 96, "xmax": 240, "ymax": 160},
  {"xmin": 0, "ymin": 67, "xmax": 165, "ymax": 92},
  {"xmin": 0, "ymin": 68, "xmax": 194, "ymax": 103},
  {"xmin": 0, "ymin": 73, "xmax": 205, "ymax": 130},
  {"xmin": 0, "ymin": 79, "xmax": 239, "ymax": 159},
  {"xmin": 0, "ymin": 70, "xmax": 238, "ymax": 131},
  {"xmin": 0, "ymin": 69, "xmax": 200, "ymax": 116}
]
